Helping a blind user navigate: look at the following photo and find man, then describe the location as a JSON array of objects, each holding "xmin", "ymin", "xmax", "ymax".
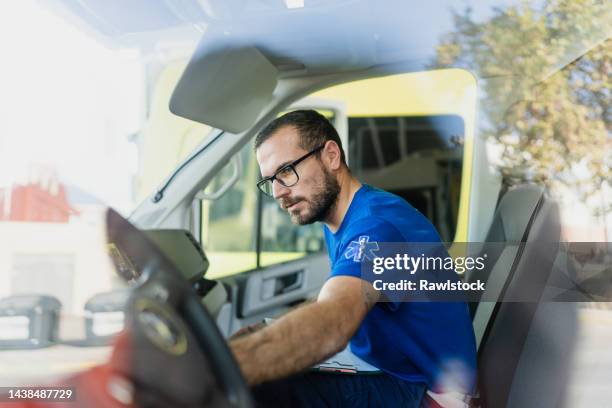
[{"xmin": 230, "ymin": 110, "xmax": 477, "ymax": 407}]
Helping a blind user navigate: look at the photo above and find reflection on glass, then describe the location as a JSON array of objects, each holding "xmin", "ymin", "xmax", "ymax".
[{"xmin": 434, "ymin": 1, "xmax": 610, "ymax": 224}]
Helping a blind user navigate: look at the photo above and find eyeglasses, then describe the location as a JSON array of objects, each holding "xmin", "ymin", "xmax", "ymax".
[{"xmin": 256, "ymin": 145, "xmax": 325, "ymax": 196}]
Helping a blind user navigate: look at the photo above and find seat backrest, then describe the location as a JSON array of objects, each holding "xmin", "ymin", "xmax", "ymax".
[
  {"xmin": 475, "ymin": 188, "xmax": 564, "ymax": 407},
  {"xmin": 468, "ymin": 184, "xmax": 545, "ymax": 345}
]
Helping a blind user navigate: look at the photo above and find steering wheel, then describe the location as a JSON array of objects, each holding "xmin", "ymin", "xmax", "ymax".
[{"xmin": 106, "ymin": 209, "xmax": 253, "ymax": 407}]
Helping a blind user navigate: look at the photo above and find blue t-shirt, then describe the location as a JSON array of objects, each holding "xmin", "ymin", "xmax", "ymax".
[{"xmin": 323, "ymin": 184, "xmax": 477, "ymax": 393}]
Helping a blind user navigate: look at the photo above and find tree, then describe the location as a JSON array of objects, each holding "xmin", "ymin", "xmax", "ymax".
[{"xmin": 435, "ymin": 0, "xmax": 611, "ymax": 214}]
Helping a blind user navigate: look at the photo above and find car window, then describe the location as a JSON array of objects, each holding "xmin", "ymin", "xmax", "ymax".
[
  {"xmin": 200, "ymin": 137, "xmax": 326, "ymax": 279},
  {"xmin": 259, "ymin": 198, "xmax": 325, "ymax": 267},
  {"xmin": 347, "ymin": 114, "xmax": 464, "ymax": 242},
  {"xmin": 200, "ymin": 142, "xmax": 258, "ymax": 279}
]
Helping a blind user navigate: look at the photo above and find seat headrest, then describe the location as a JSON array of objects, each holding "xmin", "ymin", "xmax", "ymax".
[{"xmin": 486, "ymin": 185, "xmax": 545, "ymax": 243}]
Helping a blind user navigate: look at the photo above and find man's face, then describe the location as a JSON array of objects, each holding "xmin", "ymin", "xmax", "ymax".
[{"xmin": 256, "ymin": 126, "xmax": 340, "ymax": 225}]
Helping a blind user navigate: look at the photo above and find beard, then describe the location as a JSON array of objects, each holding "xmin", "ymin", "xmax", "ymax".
[{"xmin": 281, "ymin": 168, "xmax": 340, "ymax": 225}]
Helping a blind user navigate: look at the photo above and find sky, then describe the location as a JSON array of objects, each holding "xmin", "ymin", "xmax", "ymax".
[{"xmin": 0, "ymin": 0, "xmax": 143, "ymax": 214}]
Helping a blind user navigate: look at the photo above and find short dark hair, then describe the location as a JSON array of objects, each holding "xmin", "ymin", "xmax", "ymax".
[{"xmin": 255, "ymin": 109, "xmax": 347, "ymax": 165}]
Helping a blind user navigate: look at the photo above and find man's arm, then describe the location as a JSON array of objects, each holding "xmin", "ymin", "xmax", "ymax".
[{"xmin": 230, "ymin": 276, "xmax": 379, "ymax": 385}]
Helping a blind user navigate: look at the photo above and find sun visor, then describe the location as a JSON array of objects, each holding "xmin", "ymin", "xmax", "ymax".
[{"xmin": 170, "ymin": 45, "xmax": 278, "ymax": 133}]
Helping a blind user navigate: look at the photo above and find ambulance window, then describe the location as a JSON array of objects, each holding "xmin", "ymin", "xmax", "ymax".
[{"xmin": 348, "ymin": 114, "xmax": 465, "ymax": 241}]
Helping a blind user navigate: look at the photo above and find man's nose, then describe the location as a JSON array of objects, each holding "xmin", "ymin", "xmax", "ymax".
[{"xmin": 272, "ymin": 180, "xmax": 291, "ymax": 200}]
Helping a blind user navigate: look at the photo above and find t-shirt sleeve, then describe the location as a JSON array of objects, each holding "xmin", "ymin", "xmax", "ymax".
[{"xmin": 330, "ymin": 217, "xmax": 404, "ymax": 280}]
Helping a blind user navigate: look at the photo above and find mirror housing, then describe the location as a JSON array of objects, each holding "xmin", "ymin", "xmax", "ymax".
[{"xmin": 170, "ymin": 46, "xmax": 278, "ymax": 134}]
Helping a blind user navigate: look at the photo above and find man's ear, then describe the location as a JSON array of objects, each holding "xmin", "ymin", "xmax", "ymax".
[{"xmin": 323, "ymin": 141, "xmax": 342, "ymax": 171}]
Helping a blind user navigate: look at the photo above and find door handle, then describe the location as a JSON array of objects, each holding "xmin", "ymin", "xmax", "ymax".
[
  {"xmin": 261, "ymin": 271, "xmax": 304, "ymax": 300},
  {"xmin": 280, "ymin": 273, "xmax": 303, "ymax": 294}
]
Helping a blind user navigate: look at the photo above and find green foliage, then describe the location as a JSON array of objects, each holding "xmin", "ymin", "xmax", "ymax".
[{"xmin": 435, "ymin": 0, "xmax": 611, "ymax": 213}]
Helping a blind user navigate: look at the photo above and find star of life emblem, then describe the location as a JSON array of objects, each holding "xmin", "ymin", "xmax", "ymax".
[{"xmin": 344, "ymin": 236, "xmax": 379, "ymax": 262}]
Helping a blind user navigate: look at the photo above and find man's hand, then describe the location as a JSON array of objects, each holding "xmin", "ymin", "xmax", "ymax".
[{"xmin": 230, "ymin": 276, "xmax": 379, "ymax": 385}]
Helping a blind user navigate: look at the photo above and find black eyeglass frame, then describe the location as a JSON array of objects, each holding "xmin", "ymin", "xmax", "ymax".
[{"xmin": 256, "ymin": 144, "xmax": 325, "ymax": 196}]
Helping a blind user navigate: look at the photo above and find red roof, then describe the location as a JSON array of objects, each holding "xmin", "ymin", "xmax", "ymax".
[{"xmin": 0, "ymin": 182, "xmax": 79, "ymax": 223}]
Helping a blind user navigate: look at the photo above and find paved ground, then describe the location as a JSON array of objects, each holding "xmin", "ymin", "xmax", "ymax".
[
  {"xmin": 566, "ymin": 306, "xmax": 612, "ymax": 407},
  {"xmin": 0, "ymin": 345, "xmax": 111, "ymax": 386}
]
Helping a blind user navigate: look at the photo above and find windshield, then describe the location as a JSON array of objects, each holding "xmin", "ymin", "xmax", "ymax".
[
  {"xmin": 0, "ymin": 0, "xmax": 610, "ymax": 405},
  {"xmin": 0, "ymin": 0, "xmax": 207, "ymax": 387},
  {"xmin": 0, "ymin": 1, "xmax": 215, "ymax": 218}
]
